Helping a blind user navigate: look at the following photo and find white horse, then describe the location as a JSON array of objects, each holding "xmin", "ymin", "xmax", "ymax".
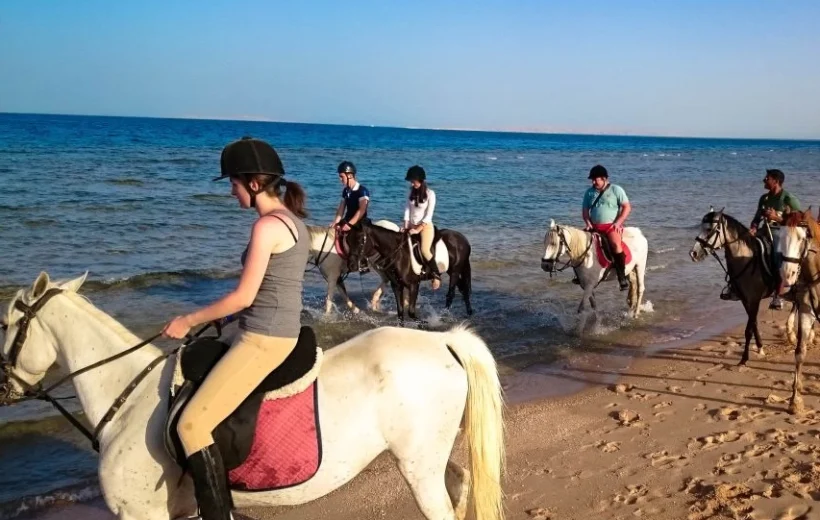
[
  {"xmin": 541, "ymin": 219, "xmax": 648, "ymax": 316},
  {"xmin": 0, "ymin": 272, "xmax": 504, "ymax": 520},
  {"xmin": 306, "ymin": 220, "xmax": 399, "ymax": 314}
]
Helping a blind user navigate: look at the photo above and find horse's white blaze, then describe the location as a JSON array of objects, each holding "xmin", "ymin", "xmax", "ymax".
[
  {"xmin": 779, "ymin": 225, "xmax": 807, "ymax": 288},
  {"xmin": 1, "ymin": 272, "xmax": 505, "ymax": 520}
]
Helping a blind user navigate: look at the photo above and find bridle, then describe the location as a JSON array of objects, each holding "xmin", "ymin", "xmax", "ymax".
[
  {"xmin": 542, "ymin": 226, "xmax": 593, "ymax": 275},
  {"xmin": 353, "ymin": 227, "xmax": 404, "ymax": 275},
  {"xmin": 694, "ymin": 215, "xmax": 727, "ymax": 254},
  {"xmin": 0, "ymin": 288, "xmax": 216, "ymax": 452}
]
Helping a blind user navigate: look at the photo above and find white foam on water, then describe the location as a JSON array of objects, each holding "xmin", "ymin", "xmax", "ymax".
[
  {"xmin": 1, "ymin": 483, "xmax": 101, "ymax": 520},
  {"xmin": 647, "ymin": 264, "xmax": 667, "ymax": 271}
]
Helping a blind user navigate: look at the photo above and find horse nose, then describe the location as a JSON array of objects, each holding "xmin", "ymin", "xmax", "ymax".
[
  {"xmin": 540, "ymin": 260, "xmax": 553, "ymax": 272},
  {"xmin": 689, "ymin": 250, "xmax": 698, "ymax": 262}
]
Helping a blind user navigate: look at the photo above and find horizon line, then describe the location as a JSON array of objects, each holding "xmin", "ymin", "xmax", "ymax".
[{"xmin": 2, "ymin": 110, "xmax": 819, "ymax": 143}]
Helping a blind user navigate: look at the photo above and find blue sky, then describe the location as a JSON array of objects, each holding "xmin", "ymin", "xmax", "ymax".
[{"xmin": 1, "ymin": 0, "xmax": 819, "ymax": 139}]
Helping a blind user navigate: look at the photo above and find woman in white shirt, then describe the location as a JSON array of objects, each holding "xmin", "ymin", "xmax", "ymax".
[{"xmin": 402, "ymin": 165, "xmax": 440, "ymax": 290}]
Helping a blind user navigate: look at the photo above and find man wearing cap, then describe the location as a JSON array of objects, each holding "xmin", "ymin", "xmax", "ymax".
[
  {"xmin": 582, "ymin": 164, "xmax": 632, "ymax": 290},
  {"xmin": 330, "ymin": 161, "xmax": 371, "ymax": 232}
]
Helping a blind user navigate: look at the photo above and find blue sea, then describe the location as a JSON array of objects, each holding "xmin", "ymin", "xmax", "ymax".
[{"xmin": 1, "ymin": 112, "xmax": 819, "ymax": 516}]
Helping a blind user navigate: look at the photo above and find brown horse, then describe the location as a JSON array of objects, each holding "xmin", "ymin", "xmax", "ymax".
[{"xmin": 778, "ymin": 210, "xmax": 820, "ymax": 414}]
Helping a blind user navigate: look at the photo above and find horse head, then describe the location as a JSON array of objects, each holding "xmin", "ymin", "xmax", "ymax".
[
  {"xmin": 690, "ymin": 207, "xmax": 726, "ymax": 262},
  {"xmin": 1, "ymin": 272, "xmax": 87, "ymax": 404},
  {"xmin": 541, "ymin": 219, "xmax": 570, "ymax": 273},
  {"xmin": 778, "ymin": 209, "xmax": 814, "ymax": 294}
]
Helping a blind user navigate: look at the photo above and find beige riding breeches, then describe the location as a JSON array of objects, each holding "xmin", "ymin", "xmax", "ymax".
[{"xmin": 177, "ymin": 331, "xmax": 298, "ymax": 456}]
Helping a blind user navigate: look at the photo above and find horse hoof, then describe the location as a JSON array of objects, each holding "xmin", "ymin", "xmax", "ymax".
[
  {"xmin": 738, "ymin": 359, "xmax": 748, "ymax": 367},
  {"xmin": 789, "ymin": 398, "xmax": 805, "ymax": 415},
  {"xmin": 351, "ymin": 307, "xmax": 360, "ymax": 315}
]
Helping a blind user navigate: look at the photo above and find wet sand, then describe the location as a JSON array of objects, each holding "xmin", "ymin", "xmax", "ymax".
[{"xmin": 26, "ymin": 307, "xmax": 820, "ymax": 520}]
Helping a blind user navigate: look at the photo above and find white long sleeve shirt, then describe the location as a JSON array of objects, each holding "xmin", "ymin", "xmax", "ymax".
[{"xmin": 403, "ymin": 188, "xmax": 436, "ymax": 225}]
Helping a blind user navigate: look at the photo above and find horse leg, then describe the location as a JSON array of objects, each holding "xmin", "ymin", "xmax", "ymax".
[
  {"xmin": 322, "ymin": 265, "xmax": 338, "ymax": 314},
  {"xmin": 739, "ymin": 300, "xmax": 759, "ymax": 365},
  {"xmin": 336, "ymin": 277, "xmax": 360, "ymax": 314},
  {"xmin": 371, "ymin": 272, "xmax": 388, "ymax": 312},
  {"xmin": 752, "ymin": 303, "xmax": 765, "ymax": 356},
  {"xmin": 789, "ymin": 302, "xmax": 813, "ymax": 415},
  {"xmin": 787, "ymin": 302, "xmax": 798, "ymax": 346},
  {"xmin": 589, "ymin": 295, "xmax": 597, "ymax": 310},
  {"xmin": 391, "ymin": 281, "xmax": 405, "ymax": 325},
  {"xmin": 408, "ymin": 282, "xmax": 421, "ymax": 322},
  {"xmin": 444, "ymin": 461, "xmax": 470, "ymax": 520},
  {"xmin": 457, "ymin": 261, "xmax": 473, "ymax": 316},
  {"xmin": 627, "ymin": 270, "xmax": 637, "ymax": 315},
  {"xmin": 446, "ymin": 271, "xmax": 460, "ymax": 310},
  {"xmin": 578, "ymin": 286, "xmax": 594, "ymax": 314}
]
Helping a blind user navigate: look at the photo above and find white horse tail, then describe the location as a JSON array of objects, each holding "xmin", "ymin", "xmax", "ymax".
[{"xmin": 445, "ymin": 325, "xmax": 505, "ymax": 520}]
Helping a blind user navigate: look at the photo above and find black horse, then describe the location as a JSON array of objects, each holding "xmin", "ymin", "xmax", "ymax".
[
  {"xmin": 346, "ymin": 222, "xmax": 473, "ymax": 323},
  {"xmin": 689, "ymin": 209, "xmax": 795, "ymax": 365}
]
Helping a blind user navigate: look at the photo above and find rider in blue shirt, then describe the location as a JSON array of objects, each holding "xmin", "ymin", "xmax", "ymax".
[{"xmin": 330, "ymin": 161, "xmax": 371, "ymax": 232}]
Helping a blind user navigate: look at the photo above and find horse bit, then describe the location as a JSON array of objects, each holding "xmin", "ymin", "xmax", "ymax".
[{"xmin": 0, "ymin": 288, "xmax": 215, "ymax": 451}]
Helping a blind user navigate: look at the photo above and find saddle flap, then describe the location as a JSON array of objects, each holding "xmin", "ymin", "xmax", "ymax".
[{"xmin": 165, "ymin": 326, "xmax": 320, "ymax": 470}]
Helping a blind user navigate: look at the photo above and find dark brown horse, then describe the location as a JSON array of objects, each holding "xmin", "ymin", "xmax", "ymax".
[{"xmin": 346, "ymin": 222, "xmax": 473, "ymax": 324}]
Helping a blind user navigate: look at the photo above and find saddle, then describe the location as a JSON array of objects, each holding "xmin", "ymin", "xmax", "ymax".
[
  {"xmin": 164, "ymin": 326, "xmax": 323, "ymax": 491},
  {"xmin": 753, "ymin": 235, "xmax": 779, "ymax": 289},
  {"xmin": 591, "ymin": 231, "xmax": 632, "ymax": 269},
  {"xmin": 408, "ymin": 226, "xmax": 444, "ymax": 267}
]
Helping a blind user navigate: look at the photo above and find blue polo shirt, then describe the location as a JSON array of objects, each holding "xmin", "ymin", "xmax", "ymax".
[
  {"xmin": 342, "ymin": 183, "xmax": 370, "ymax": 222},
  {"xmin": 582, "ymin": 183, "xmax": 629, "ymax": 224}
]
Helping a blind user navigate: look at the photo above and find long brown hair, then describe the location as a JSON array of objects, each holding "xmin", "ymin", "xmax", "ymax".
[
  {"xmin": 409, "ymin": 181, "xmax": 429, "ymax": 207},
  {"xmin": 247, "ymin": 173, "xmax": 309, "ymax": 218}
]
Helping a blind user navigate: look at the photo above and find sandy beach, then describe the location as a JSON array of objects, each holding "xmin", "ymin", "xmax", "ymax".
[{"xmin": 23, "ymin": 307, "xmax": 820, "ymax": 520}]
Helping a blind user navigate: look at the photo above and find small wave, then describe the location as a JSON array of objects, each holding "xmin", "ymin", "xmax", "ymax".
[
  {"xmin": 647, "ymin": 264, "xmax": 667, "ymax": 271},
  {"xmin": 191, "ymin": 193, "xmax": 232, "ymax": 201},
  {"xmin": 488, "ymin": 156, "xmax": 497, "ymax": 161},
  {"xmin": 104, "ymin": 178, "xmax": 144, "ymax": 187},
  {"xmin": 83, "ymin": 269, "xmax": 241, "ymax": 292},
  {"xmin": 0, "ymin": 481, "xmax": 100, "ymax": 520},
  {"xmin": 652, "ymin": 246, "xmax": 676, "ymax": 254},
  {"xmin": 23, "ymin": 218, "xmax": 59, "ymax": 228}
]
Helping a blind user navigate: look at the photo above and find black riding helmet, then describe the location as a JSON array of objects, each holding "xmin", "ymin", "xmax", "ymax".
[
  {"xmin": 213, "ymin": 136, "xmax": 285, "ymax": 207},
  {"xmin": 337, "ymin": 161, "xmax": 357, "ymax": 176},
  {"xmin": 588, "ymin": 164, "xmax": 608, "ymax": 180},
  {"xmin": 405, "ymin": 165, "xmax": 426, "ymax": 182}
]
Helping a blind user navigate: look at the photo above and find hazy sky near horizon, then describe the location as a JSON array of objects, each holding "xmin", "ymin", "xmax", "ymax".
[{"xmin": 1, "ymin": 1, "xmax": 819, "ymax": 139}]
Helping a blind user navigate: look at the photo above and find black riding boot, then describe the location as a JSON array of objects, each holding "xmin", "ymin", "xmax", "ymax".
[
  {"xmin": 614, "ymin": 252, "xmax": 629, "ymax": 291},
  {"xmin": 187, "ymin": 444, "xmax": 233, "ymax": 520}
]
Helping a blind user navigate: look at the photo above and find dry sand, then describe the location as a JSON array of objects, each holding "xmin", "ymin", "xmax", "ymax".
[{"xmin": 27, "ymin": 308, "xmax": 820, "ymax": 520}]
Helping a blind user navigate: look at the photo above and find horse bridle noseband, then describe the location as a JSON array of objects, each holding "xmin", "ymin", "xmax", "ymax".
[
  {"xmin": 695, "ymin": 215, "xmax": 727, "ymax": 253},
  {"xmin": 1, "ymin": 288, "xmax": 216, "ymax": 452}
]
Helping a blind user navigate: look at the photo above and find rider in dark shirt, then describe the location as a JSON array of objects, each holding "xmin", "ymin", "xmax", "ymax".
[{"xmin": 330, "ymin": 161, "xmax": 370, "ymax": 232}]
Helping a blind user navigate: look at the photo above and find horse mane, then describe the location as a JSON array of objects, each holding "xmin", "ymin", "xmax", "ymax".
[
  {"xmin": 806, "ymin": 213, "xmax": 820, "ymax": 249},
  {"xmin": 307, "ymin": 224, "xmax": 334, "ymax": 242},
  {"xmin": 563, "ymin": 226, "xmax": 591, "ymax": 260},
  {"xmin": 63, "ymin": 292, "xmax": 163, "ymax": 356},
  {"xmin": 784, "ymin": 212, "xmax": 804, "ymax": 228},
  {"xmin": 716, "ymin": 213, "xmax": 750, "ymax": 236}
]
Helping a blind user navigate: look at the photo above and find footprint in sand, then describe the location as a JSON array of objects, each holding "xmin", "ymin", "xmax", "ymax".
[
  {"xmin": 645, "ymin": 450, "xmax": 689, "ymax": 469},
  {"xmin": 653, "ymin": 401, "xmax": 673, "ymax": 409},
  {"xmin": 612, "ymin": 484, "xmax": 650, "ymax": 506},
  {"xmin": 525, "ymin": 507, "xmax": 553, "ymax": 520},
  {"xmin": 667, "ymin": 385, "xmax": 682, "ymax": 394},
  {"xmin": 629, "ymin": 392, "xmax": 659, "ymax": 401},
  {"xmin": 694, "ymin": 403, "xmax": 708, "ymax": 412},
  {"xmin": 594, "ymin": 440, "xmax": 621, "ymax": 453},
  {"xmin": 690, "ymin": 430, "xmax": 746, "ymax": 450}
]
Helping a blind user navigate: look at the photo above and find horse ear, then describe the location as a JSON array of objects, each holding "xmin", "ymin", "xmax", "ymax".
[
  {"xmin": 549, "ymin": 219, "xmax": 556, "ymax": 229},
  {"xmin": 27, "ymin": 271, "xmax": 51, "ymax": 302},
  {"xmin": 718, "ymin": 207, "xmax": 725, "ymax": 214},
  {"xmin": 60, "ymin": 272, "xmax": 88, "ymax": 293},
  {"xmin": 709, "ymin": 205, "xmax": 714, "ymax": 213}
]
